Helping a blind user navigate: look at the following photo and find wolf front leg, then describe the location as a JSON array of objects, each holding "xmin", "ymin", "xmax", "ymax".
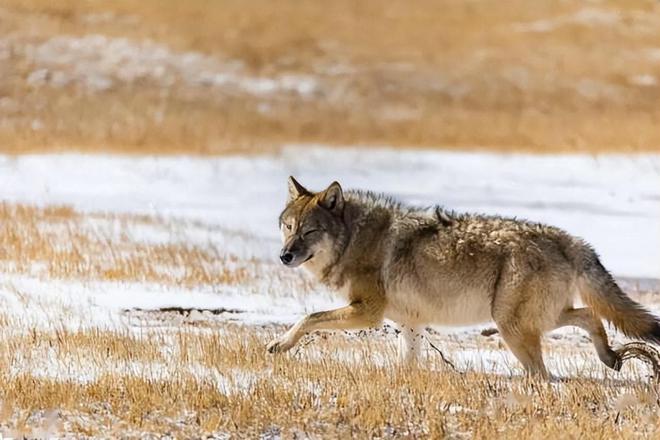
[
  {"xmin": 266, "ymin": 300, "xmax": 384, "ymax": 353},
  {"xmin": 396, "ymin": 324, "xmax": 424, "ymax": 364}
]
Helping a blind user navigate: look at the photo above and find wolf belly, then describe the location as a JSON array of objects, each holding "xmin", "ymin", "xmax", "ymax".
[{"xmin": 384, "ymin": 283, "xmax": 493, "ymax": 326}]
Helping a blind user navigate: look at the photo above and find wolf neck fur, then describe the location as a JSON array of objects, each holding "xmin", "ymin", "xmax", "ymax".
[{"xmin": 317, "ymin": 190, "xmax": 413, "ymax": 288}]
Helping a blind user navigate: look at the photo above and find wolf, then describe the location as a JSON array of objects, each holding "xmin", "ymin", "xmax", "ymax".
[{"xmin": 267, "ymin": 176, "xmax": 660, "ymax": 378}]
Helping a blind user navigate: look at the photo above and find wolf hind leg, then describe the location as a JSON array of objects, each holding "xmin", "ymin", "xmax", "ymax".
[
  {"xmin": 555, "ymin": 308, "xmax": 621, "ymax": 371},
  {"xmin": 496, "ymin": 326, "xmax": 549, "ymax": 379},
  {"xmin": 492, "ymin": 285, "xmax": 550, "ymax": 378}
]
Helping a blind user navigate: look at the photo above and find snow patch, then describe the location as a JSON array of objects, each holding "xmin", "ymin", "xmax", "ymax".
[
  {"xmin": 513, "ymin": 8, "xmax": 620, "ymax": 33},
  {"xmin": 25, "ymin": 35, "xmax": 318, "ymax": 96},
  {"xmin": 629, "ymin": 74, "xmax": 657, "ymax": 87},
  {"xmin": 1, "ymin": 147, "xmax": 659, "ymax": 278}
]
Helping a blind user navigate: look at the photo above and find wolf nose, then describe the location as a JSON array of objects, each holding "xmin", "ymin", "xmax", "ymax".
[{"xmin": 280, "ymin": 252, "xmax": 294, "ymax": 265}]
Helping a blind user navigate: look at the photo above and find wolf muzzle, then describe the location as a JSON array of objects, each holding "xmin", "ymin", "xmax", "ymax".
[
  {"xmin": 279, "ymin": 246, "xmax": 313, "ymax": 267},
  {"xmin": 280, "ymin": 250, "xmax": 294, "ymax": 265}
]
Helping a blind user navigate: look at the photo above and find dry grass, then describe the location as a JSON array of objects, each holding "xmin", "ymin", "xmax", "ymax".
[
  {"xmin": 0, "ymin": 0, "xmax": 659, "ymax": 154},
  {"xmin": 1, "ymin": 320, "xmax": 660, "ymax": 437},
  {"xmin": 0, "ymin": 202, "xmax": 248, "ymax": 286},
  {"xmin": 0, "ymin": 203, "xmax": 660, "ymax": 438},
  {"xmin": 1, "ymin": 201, "xmax": 660, "ymax": 436}
]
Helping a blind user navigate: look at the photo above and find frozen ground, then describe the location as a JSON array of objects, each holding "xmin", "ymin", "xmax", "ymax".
[
  {"xmin": 1, "ymin": 145, "xmax": 659, "ymax": 278},
  {"xmin": 0, "ymin": 146, "xmax": 659, "ymax": 379}
]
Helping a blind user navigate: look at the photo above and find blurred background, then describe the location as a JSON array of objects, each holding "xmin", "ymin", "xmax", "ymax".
[{"xmin": 1, "ymin": 0, "xmax": 659, "ymax": 155}]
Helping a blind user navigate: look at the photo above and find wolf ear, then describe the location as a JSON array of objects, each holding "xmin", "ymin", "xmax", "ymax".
[
  {"xmin": 287, "ymin": 176, "xmax": 310, "ymax": 202},
  {"xmin": 319, "ymin": 181, "xmax": 344, "ymax": 212}
]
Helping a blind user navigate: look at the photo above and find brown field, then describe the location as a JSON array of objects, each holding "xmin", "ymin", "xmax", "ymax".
[
  {"xmin": 0, "ymin": 200, "xmax": 659, "ymax": 437},
  {"xmin": 0, "ymin": 0, "xmax": 659, "ymax": 154}
]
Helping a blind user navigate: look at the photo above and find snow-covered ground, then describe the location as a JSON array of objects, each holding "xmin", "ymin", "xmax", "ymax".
[
  {"xmin": 2, "ymin": 145, "xmax": 659, "ymax": 278},
  {"xmin": 1, "ymin": 145, "xmax": 659, "ymax": 379}
]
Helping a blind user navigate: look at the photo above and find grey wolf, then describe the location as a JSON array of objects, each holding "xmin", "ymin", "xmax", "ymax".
[{"xmin": 267, "ymin": 177, "xmax": 660, "ymax": 378}]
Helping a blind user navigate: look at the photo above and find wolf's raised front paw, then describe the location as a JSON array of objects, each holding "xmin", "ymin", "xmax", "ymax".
[{"xmin": 266, "ymin": 336, "xmax": 295, "ymax": 354}]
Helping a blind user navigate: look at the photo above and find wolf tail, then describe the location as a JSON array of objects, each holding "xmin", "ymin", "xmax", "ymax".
[{"xmin": 577, "ymin": 249, "xmax": 660, "ymax": 344}]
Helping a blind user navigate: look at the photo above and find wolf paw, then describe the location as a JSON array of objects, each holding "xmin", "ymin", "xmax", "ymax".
[{"xmin": 266, "ymin": 336, "xmax": 295, "ymax": 353}]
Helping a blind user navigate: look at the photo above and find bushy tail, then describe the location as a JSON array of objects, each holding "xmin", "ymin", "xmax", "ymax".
[{"xmin": 579, "ymin": 258, "xmax": 660, "ymax": 344}]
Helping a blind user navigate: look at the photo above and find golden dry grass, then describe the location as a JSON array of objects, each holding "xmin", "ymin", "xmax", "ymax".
[
  {"xmin": 0, "ymin": 202, "xmax": 248, "ymax": 286},
  {"xmin": 0, "ymin": 200, "xmax": 658, "ymax": 436},
  {"xmin": 0, "ymin": 0, "xmax": 659, "ymax": 154},
  {"xmin": 1, "ymin": 319, "xmax": 660, "ymax": 437}
]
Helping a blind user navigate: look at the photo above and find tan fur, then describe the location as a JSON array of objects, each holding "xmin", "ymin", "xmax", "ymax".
[{"xmin": 268, "ymin": 177, "xmax": 660, "ymax": 378}]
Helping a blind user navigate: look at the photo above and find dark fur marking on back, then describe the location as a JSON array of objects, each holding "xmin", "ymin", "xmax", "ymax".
[
  {"xmin": 391, "ymin": 223, "xmax": 439, "ymax": 267},
  {"xmin": 489, "ymin": 259, "xmax": 505, "ymax": 313},
  {"xmin": 435, "ymin": 206, "xmax": 455, "ymax": 227}
]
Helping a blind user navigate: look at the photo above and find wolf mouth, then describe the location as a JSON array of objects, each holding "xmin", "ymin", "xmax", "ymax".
[{"xmin": 301, "ymin": 253, "xmax": 314, "ymax": 263}]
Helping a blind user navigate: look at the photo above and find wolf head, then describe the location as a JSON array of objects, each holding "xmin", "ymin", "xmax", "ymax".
[{"xmin": 278, "ymin": 176, "xmax": 348, "ymax": 271}]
